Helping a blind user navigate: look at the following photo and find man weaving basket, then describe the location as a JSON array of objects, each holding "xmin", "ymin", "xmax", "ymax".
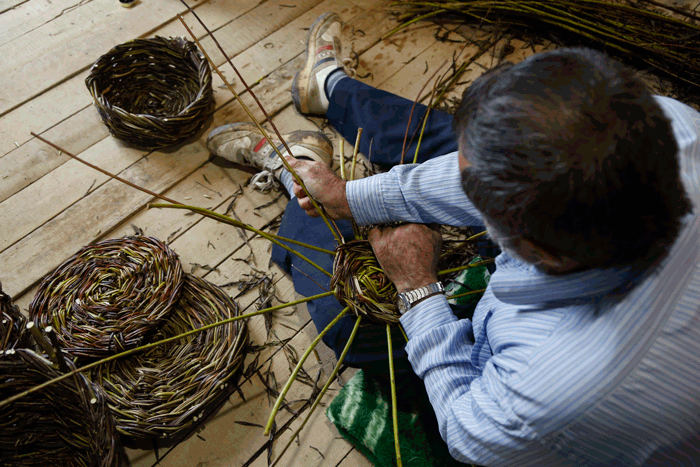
[{"xmin": 207, "ymin": 12, "xmax": 700, "ymax": 467}]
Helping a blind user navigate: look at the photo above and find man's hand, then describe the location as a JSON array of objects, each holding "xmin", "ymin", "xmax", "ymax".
[
  {"xmin": 285, "ymin": 156, "xmax": 353, "ymax": 220},
  {"xmin": 368, "ymin": 223, "xmax": 442, "ymax": 293}
]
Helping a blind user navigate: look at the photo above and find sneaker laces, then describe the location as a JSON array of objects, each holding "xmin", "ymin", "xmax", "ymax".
[
  {"xmin": 341, "ymin": 58, "xmax": 357, "ymax": 78},
  {"xmin": 249, "ymin": 158, "xmax": 283, "ymax": 193}
]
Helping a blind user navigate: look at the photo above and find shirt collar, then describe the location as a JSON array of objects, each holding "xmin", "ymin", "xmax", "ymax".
[{"xmin": 490, "ymin": 252, "xmax": 634, "ymax": 306}]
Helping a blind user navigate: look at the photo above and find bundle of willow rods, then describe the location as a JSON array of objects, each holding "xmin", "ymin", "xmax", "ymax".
[
  {"xmin": 92, "ymin": 274, "xmax": 247, "ymax": 445},
  {"xmin": 85, "ymin": 36, "xmax": 214, "ymax": 149},
  {"xmin": 1, "ymin": 281, "xmax": 28, "ymax": 351},
  {"xmin": 330, "ymin": 227, "xmax": 485, "ymax": 325},
  {"xmin": 29, "ymin": 236, "xmax": 184, "ymax": 361},
  {"xmin": 0, "ymin": 349, "xmax": 125, "ymax": 467},
  {"xmin": 389, "ymin": 0, "xmax": 700, "ymax": 101},
  {"xmin": 332, "ymin": 239, "xmax": 400, "ymax": 325}
]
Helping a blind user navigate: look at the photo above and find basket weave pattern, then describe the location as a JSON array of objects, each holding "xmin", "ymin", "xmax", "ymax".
[
  {"xmin": 85, "ymin": 36, "xmax": 213, "ymax": 149},
  {"xmin": 0, "ymin": 349, "xmax": 125, "ymax": 467},
  {"xmin": 1, "ymin": 282, "xmax": 28, "ymax": 351},
  {"xmin": 331, "ymin": 239, "xmax": 400, "ymax": 325},
  {"xmin": 94, "ymin": 274, "xmax": 248, "ymax": 443},
  {"xmin": 29, "ymin": 236, "xmax": 184, "ymax": 360}
]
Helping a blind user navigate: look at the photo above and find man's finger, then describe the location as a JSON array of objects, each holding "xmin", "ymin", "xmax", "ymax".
[
  {"xmin": 292, "ymin": 183, "xmax": 307, "ymax": 199},
  {"xmin": 367, "ymin": 226, "xmax": 383, "ymax": 244}
]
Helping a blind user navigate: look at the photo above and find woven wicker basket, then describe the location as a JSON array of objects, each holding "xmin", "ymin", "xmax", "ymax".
[
  {"xmin": 93, "ymin": 273, "xmax": 248, "ymax": 447},
  {"xmin": 1, "ymin": 281, "xmax": 29, "ymax": 351},
  {"xmin": 85, "ymin": 36, "xmax": 213, "ymax": 149},
  {"xmin": 28, "ymin": 236, "xmax": 184, "ymax": 361},
  {"xmin": 0, "ymin": 349, "xmax": 125, "ymax": 467}
]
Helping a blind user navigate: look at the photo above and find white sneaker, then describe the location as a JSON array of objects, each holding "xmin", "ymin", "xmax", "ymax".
[
  {"xmin": 207, "ymin": 122, "xmax": 333, "ymax": 190},
  {"xmin": 292, "ymin": 12, "xmax": 343, "ymax": 116}
]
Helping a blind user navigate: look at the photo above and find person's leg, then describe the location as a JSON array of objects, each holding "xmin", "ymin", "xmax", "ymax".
[
  {"xmin": 291, "ymin": 13, "xmax": 459, "ymax": 170},
  {"xmin": 273, "ymin": 172, "xmax": 411, "ymax": 370},
  {"xmin": 326, "ymin": 74, "xmax": 459, "ymax": 170}
]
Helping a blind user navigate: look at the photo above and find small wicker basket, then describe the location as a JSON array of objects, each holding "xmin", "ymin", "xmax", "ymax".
[
  {"xmin": 85, "ymin": 36, "xmax": 214, "ymax": 149},
  {"xmin": 0, "ymin": 349, "xmax": 126, "ymax": 467}
]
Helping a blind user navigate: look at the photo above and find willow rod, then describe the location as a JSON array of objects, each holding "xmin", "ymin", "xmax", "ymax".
[
  {"xmin": 438, "ymin": 258, "xmax": 495, "ymax": 276},
  {"xmin": 387, "ymin": 324, "xmax": 403, "ymax": 467},
  {"xmin": 263, "ymin": 306, "xmax": 350, "ymax": 435},
  {"xmin": 176, "ymin": 7, "xmax": 343, "ymax": 243},
  {"xmin": 150, "ymin": 203, "xmax": 333, "ymax": 278},
  {"xmin": 270, "ymin": 314, "xmax": 363, "ymax": 467},
  {"xmin": 31, "ymin": 132, "xmax": 178, "ymax": 205},
  {"xmin": 30, "ymin": 133, "xmax": 335, "ymax": 260},
  {"xmin": 0, "ymin": 290, "xmax": 335, "ymax": 410}
]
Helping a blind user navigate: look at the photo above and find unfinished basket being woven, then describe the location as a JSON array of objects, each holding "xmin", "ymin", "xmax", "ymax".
[
  {"xmin": 85, "ymin": 36, "xmax": 213, "ymax": 149},
  {"xmin": 0, "ymin": 348, "xmax": 125, "ymax": 467},
  {"xmin": 29, "ymin": 236, "xmax": 184, "ymax": 361},
  {"xmin": 332, "ymin": 239, "xmax": 400, "ymax": 325},
  {"xmin": 93, "ymin": 273, "xmax": 248, "ymax": 446},
  {"xmin": 1, "ymin": 281, "xmax": 29, "ymax": 351}
]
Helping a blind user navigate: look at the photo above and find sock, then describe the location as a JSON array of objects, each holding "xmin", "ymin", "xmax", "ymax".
[
  {"xmin": 324, "ymin": 68, "xmax": 349, "ymax": 100},
  {"xmin": 279, "ymin": 169, "xmax": 296, "ymax": 198}
]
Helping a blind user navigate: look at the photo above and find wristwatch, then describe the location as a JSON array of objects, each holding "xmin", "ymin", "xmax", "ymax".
[{"xmin": 397, "ymin": 282, "xmax": 445, "ymax": 314}]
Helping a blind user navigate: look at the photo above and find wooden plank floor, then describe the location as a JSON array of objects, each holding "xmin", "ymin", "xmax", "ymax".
[{"xmin": 0, "ymin": 0, "xmax": 548, "ymax": 465}]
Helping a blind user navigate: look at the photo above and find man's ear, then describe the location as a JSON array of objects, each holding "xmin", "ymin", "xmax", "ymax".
[{"xmin": 516, "ymin": 238, "xmax": 580, "ymax": 273}]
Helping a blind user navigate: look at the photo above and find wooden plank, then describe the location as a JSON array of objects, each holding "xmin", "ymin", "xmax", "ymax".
[
  {"xmin": 0, "ymin": 0, "xmax": 384, "ymax": 258},
  {"xmin": 0, "ymin": 0, "xmax": 258, "ymax": 116},
  {"xmin": 0, "ymin": 0, "xmax": 27, "ymax": 15},
  {"xmin": 0, "ymin": 0, "xmax": 92, "ymax": 45},
  {"xmin": 0, "ymin": 104, "xmax": 109, "ymax": 203},
  {"xmin": 0, "ymin": 142, "xmax": 209, "ymax": 297},
  {"xmin": 0, "ymin": 0, "xmax": 272, "ymax": 158},
  {"xmin": 0, "ymin": 137, "xmax": 148, "ymax": 252},
  {"xmin": 0, "ymin": 0, "xmax": 334, "ymax": 206}
]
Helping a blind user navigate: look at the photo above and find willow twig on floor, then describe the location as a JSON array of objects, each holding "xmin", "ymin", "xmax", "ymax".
[
  {"xmin": 263, "ymin": 307, "xmax": 350, "ymax": 435},
  {"xmin": 270, "ymin": 315, "xmax": 362, "ymax": 467}
]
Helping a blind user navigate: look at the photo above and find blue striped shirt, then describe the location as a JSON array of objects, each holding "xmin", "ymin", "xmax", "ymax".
[{"xmin": 345, "ymin": 96, "xmax": 700, "ymax": 466}]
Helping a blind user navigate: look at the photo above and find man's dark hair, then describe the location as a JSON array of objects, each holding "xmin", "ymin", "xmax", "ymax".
[{"xmin": 454, "ymin": 47, "xmax": 691, "ymax": 273}]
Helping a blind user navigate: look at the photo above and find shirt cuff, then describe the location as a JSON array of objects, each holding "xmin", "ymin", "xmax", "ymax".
[
  {"xmin": 346, "ymin": 175, "xmax": 391, "ymax": 226},
  {"xmin": 399, "ymin": 293, "xmax": 458, "ymax": 340}
]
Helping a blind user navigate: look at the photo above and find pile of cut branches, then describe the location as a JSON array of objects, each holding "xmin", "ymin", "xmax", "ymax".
[{"xmin": 388, "ymin": 0, "xmax": 700, "ymax": 105}]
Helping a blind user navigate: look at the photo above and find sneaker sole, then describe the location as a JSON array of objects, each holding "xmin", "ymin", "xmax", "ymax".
[{"xmin": 291, "ymin": 12, "xmax": 340, "ymax": 116}]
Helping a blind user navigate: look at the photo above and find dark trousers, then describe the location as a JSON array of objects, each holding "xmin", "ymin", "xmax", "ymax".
[{"xmin": 270, "ymin": 77, "xmax": 460, "ymax": 372}]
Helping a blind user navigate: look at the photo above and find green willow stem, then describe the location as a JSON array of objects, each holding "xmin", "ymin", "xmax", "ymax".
[
  {"xmin": 382, "ymin": 9, "xmax": 447, "ymax": 38},
  {"xmin": 466, "ymin": 230, "xmax": 488, "ymax": 241},
  {"xmin": 349, "ymin": 131, "xmax": 363, "ymax": 240},
  {"xmin": 387, "ymin": 324, "xmax": 403, "ymax": 467},
  {"xmin": 177, "ymin": 12, "xmax": 343, "ymax": 243},
  {"xmin": 149, "ymin": 203, "xmax": 333, "ymax": 278},
  {"xmin": 0, "ymin": 290, "xmax": 335, "ymax": 410},
  {"xmin": 148, "ymin": 202, "xmax": 335, "ymax": 255},
  {"xmin": 263, "ymin": 307, "xmax": 350, "ymax": 436},
  {"xmin": 413, "ymin": 77, "xmax": 438, "ymax": 164},
  {"xmin": 270, "ymin": 315, "xmax": 363, "ymax": 467},
  {"xmin": 400, "ymin": 324, "xmax": 410, "ymax": 343},
  {"xmin": 438, "ymin": 258, "xmax": 495, "ymax": 276},
  {"xmin": 339, "ymin": 139, "xmax": 347, "ymax": 181},
  {"xmin": 350, "ymin": 128, "xmax": 363, "ymax": 182},
  {"xmin": 447, "ymin": 288, "xmax": 487, "ymax": 300}
]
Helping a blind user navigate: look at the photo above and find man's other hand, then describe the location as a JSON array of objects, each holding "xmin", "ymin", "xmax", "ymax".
[
  {"xmin": 285, "ymin": 156, "xmax": 353, "ymax": 220},
  {"xmin": 368, "ymin": 224, "xmax": 442, "ymax": 293}
]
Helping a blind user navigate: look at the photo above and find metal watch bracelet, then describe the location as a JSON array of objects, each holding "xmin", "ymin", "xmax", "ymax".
[{"xmin": 397, "ymin": 282, "xmax": 445, "ymax": 314}]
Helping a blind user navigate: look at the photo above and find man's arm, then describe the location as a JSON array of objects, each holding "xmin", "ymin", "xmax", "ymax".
[
  {"xmin": 370, "ymin": 224, "xmax": 555, "ymax": 466},
  {"xmin": 286, "ymin": 152, "xmax": 484, "ymax": 227}
]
